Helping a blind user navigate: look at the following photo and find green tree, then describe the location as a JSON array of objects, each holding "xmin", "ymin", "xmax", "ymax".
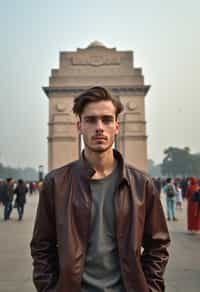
[
  {"xmin": 161, "ymin": 147, "xmax": 200, "ymax": 177},
  {"xmin": 0, "ymin": 163, "xmax": 38, "ymax": 180}
]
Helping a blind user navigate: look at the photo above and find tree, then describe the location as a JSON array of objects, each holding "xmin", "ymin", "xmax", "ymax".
[
  {"xmin": 0, "ymin": 163, "xmax": 38, "ymax": 181},
  {"xmin": 161, "ymin": 147, "xmax": 200, "ymax": 177}
]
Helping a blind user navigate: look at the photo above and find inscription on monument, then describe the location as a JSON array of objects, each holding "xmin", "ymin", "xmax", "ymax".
[{"xmin": 72, "ymin": 55, "xmax": 120, "ymax": 66}]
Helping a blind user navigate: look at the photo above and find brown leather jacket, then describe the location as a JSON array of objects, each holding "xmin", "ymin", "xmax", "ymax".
[{"xmin": 30, "ymin": 150, "xmax": 170, "ymax": 292}]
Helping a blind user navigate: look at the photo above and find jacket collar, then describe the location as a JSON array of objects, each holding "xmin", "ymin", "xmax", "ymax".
[{"xmin": 78, "ymin": 149, "xmax": 130, "ymax": 186}]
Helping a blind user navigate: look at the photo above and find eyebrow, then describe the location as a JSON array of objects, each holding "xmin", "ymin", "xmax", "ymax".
[
  {"xmin": 83, "ymin": 115, "xmax": 114, "ymax": 118},
  {"xmin": 83, "ymin": 115, "xmax": 115, "ymax": 122}
]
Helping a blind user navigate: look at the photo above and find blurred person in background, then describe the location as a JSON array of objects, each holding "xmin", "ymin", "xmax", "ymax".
[
  {"xmin": 163, "ymin": 178, "xmax": 178, "ymax": 221},
  {"xmin": 186, "ymin": 176, "xmax": 200, "ymax": 234},
  {"xmin": 153, "ymin": 177, "xmax": 162, "ymax": 199},
  {"xmin": 1, "ymin": 178, "xmax": 14, "ymax": 220},
  {"xmin": 175, "ymin": 181, "xmax": 183, "ymax": 210},
  {"xmin": 14, "ymin": 179, "xmax": 28, "ymax": 220},
  {"xmin": 0, "ymin": 179, "xmax": 4, "ymax": 205}
]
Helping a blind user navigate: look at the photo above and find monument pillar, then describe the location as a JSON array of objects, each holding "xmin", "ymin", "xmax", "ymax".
[{"xmin": 43, "ymin": 41, "xmax": 150, "ymax": 171}]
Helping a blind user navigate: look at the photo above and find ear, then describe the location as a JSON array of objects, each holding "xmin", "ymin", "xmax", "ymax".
[
  {"xmin": 77, "ymin": 120, "xmax": 82, "ymax": 134},
  {"xmin": 115, "ymin": 121, "xmax": 120, "ymax": 135}
]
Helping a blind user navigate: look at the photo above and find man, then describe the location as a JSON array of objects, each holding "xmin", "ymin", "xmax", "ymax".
[
  {"xmin": 0, "ymin": 179, "xmax": 4, "ymax": 204},
  {"xmin": 1, "ymin": 178, "xmax": 14, "ymax": 220},
  {"xmin": 14, "ymin": 179, "xmax": 28, "ymax": 220},
  {"xmin": 31, "ymin": 87, "xmax": 170, "ymax": 292},
  {"xmin": 153, "ymin": 177, "xmax": 162, "ymax": 199},
  {"xmin": 163, "ymin": 178, "xmax": 178, "ymax": 221}
]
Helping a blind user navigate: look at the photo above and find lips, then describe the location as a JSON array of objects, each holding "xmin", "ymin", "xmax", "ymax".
[{"xmin": 93, "ymin": 136, "xmax": 107, "ymax": 140}]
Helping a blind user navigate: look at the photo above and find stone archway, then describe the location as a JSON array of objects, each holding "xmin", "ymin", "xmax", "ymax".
[{"xmin": 43, "ymin": 41, "xmax": 150, "ymax": 171}]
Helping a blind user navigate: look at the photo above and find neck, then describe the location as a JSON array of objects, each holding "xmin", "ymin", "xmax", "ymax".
[{"xmin": 84, "ymin": 148, "xmax": 116, "ymax": 179}]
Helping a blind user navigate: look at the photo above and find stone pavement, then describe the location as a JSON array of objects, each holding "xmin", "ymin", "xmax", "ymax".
[
  {"xmin": 0, "ymin": 194, "xmax": 37, "ymax": 292},
  {"xmin": 0, "ymin": 193, "xmax": 200, "ymax": 292}
]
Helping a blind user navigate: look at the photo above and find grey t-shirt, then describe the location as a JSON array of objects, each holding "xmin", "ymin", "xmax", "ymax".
[{"xmin": 81, "ymin": 164, "xmax": 124, "ymax": 292}]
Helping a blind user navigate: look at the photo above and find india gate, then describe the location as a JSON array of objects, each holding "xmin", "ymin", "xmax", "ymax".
[{"xmin": 43, "ymin": 41, "xmax": 150, "ymax": 171}]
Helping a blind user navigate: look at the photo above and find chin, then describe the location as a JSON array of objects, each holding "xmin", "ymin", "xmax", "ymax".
[
  {"xmin": 84, "ymin": 140, "xmax": 113, "ymax": 153},
  {"xmin": 90, "ymin": 145, "xmax": 113, "ymax": 153},
  {"xmin": 90, "ymin": 147, "xmax": 107, "ymax": 153}
]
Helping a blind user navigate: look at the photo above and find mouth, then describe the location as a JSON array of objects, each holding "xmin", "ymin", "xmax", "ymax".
[{"xmin": 93, "ymin": 136, "xmax": 107, "ymax": 141}]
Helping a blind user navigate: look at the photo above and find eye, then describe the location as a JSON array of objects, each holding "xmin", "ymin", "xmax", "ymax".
[
  {"xmin": 84, "ymin": 116, "xmax": 97, "ymax": 124},
  {"xmin": 102, "ymin": 116, "xmax": 114, "ymax": 124}
]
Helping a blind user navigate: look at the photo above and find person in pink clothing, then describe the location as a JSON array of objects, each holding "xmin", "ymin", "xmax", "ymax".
[{"xmin": 186, "ymin": 176, "xmax": 200, "ymax": 233}]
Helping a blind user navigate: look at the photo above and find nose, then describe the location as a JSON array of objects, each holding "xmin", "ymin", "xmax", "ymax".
[{"xmin": 95, "ymin": 118, "xmax": 104, "ymax": 133}]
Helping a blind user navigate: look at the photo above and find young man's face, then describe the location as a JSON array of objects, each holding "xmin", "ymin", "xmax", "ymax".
[{"xmin": 77, "ymin": 100, "xmax": 120, "ymax": 154}]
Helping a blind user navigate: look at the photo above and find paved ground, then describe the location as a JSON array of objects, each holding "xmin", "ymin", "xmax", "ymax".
[
  {"xmin": 0, "ymin": 194, "xmax": 37, "ymax": 292},
  {"xmin": 0, "ymin": 192, "xmax": 200, "ymax": 292}
]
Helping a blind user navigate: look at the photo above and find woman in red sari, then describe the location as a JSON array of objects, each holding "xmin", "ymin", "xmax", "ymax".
[{"xmin": 186, "ymin": 176, "xmax": 200, "ymax": 232}]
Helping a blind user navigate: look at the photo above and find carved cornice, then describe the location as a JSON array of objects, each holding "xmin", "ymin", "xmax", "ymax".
[{"xmin": 43, "ymin": 85, "xmax": 150, "ymax": 97}]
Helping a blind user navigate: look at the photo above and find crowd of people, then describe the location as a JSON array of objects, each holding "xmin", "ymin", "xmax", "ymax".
[
  {"xmin": 153, "ymin": 176, "xmax": 200, "ymax": 233},
  {"xmin": 0, "ymin": 175, "xmax": 200, "ymax": 233},
  {"xmin": 0, "ymin": 178, "xmax": 43, "ymax": 221}
]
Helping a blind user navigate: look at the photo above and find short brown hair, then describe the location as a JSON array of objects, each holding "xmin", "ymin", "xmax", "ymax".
[{"xmin": 73, "ymin": 86, "xmax": 123, "ymax": 118}]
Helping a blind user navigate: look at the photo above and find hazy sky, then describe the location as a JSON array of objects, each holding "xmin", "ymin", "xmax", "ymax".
[{"xmin": 0, "ymin": 0, "xmax": 199, "ymax": 172}]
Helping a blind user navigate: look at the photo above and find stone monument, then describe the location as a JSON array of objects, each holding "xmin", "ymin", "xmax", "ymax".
[{"xmin": 43, "ymin": 41, "xmax": 150, "ymax": 171}]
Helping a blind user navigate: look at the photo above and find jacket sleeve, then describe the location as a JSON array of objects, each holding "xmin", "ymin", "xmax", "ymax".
[
  {"xmin": 30, "ymin": 175, "xmax": 59, "ymax": 292},
  {"xmin": 141, "ymin": 179, "xmax": 170, "ymax": 292}
]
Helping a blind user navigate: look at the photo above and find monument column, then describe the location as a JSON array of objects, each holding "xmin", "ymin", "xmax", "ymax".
[
  {"xmin": 43, "ymin": 89, "xmax": 79, "ymax": 170},
  {"xmin": 116, "ymin": 87, "xmax": 149, "ymax": 171}
]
